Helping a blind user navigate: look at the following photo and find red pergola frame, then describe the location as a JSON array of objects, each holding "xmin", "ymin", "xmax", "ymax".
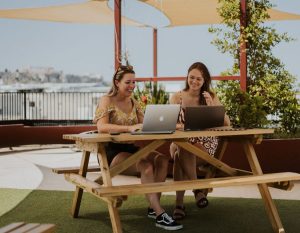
[{"xmin": 114, "ymin": 0, "xmax": 247, "ymax": 91}]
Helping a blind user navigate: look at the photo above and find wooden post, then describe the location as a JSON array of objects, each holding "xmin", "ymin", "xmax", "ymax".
[
  {"xmin": 114, "ymin": 0, "xmax": 121, "ymax": 69},
  {"xmin": 240, "ymin": 0, "xmax": 247, "ymax": 91},
  {"xmin": 153, "ymin": 28, "xmax": 158, "ymax": 82}
]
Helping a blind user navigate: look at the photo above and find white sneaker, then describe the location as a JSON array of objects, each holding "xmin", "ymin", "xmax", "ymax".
[{"xmin": 155, "ymin": 212, "xmax": 183, "ymax": 231}]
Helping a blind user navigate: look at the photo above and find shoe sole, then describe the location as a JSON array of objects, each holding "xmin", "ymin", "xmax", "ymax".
[
  {"xmin": 155, "ymin": 223, "xmax": 183, "ymax": 231},
  {"xmin": 147, "ymin": 214, "xmax": 156, "ymax": 219}
]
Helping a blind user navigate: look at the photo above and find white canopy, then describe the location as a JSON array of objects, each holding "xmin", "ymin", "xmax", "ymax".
[
  {"xmin": 142, "ymin": 0, "xmax": 300, "ymax": 27},
  {"xmin": 0, "ymin": 0, "xmax": 144, "ymax": 26}
]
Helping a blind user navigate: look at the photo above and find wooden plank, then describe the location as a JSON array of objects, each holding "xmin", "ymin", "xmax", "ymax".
[
  {"xmin": 9, "ymin": 223, "xmax": 39, "ymax": 233},
  {"xmin": 97, "ymin": 143, "xmax": 123, "ymax": 233},
  {"xmin": 97, "ymin": 143, "xmax": 112, "ymax": 186},
  {"xmin": 27, "ymin": 224, "xmax": 55, "ymax": 233},
  {"xmin": 75, "ymin": 141, "xmax": 99, "ymax": 153},
  {"xmin": 174, "ymin": 140, "xmax": 237, "ymax": 176},
  {"xmin": 93, "ymin": 172, "xmax": 300, "ymax": 197},
  {"xmin": 52, "ymin": 165, "xmax": 100, "ymax": 174},
  {"xmin": 243, "ymin": 140, "xmax": 285, "ymax": 233},
  {"xmin": 65, "ymin": 174, "xmax": 113, "ymax": 204},
  {"xmin": 0, "ymin": 223, "xmax": 55, "ymax": 233},
  {"xmin": 65, "ymin": 173, "xmax": 102, "ymax": 192},
  {"xmin": 63, "ymin": 133, "xmax": 111, "ymax": 142},
  {"xmin": 0, "ymin": 223, "xmax": 25, "ymax": 233},
  {"xmin": 110, "ymin": 139, "xmax": 166, "ymax": 177},
  {"xmin": 108, "ymin": 202, "xmax": 123, "ymax": 233},
  {"xmin": 63, "ymin": 128, "xmax": 274, "ymax": 143},
  {"xmin": 71, "ymin": 150, "xmax": 90, "ymax": 218}
]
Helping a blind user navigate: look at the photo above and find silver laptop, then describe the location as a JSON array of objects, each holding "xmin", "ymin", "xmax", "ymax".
[
  {"xmin": 184, "ymin": 106, "xmax": 225, "ymax": 131},
  {"xmin": 131, "ymin": 104, "xmax": 180, "ymax": 134}
]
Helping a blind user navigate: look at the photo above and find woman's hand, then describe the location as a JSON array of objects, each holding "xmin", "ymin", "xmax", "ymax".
[
  {"xmin": 203, "ymin": 91, "xmax": 213, "ymax": 106},
  {"xmin": 127, "ymin": 124, "xmax": 143, "ymax": 133},
  {"xmin": 176, "ymin": 123, "xmax": 184, "ymax": 130}
]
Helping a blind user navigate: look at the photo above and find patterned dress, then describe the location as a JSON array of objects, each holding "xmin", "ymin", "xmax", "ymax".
[
  {"xmin": 93, "ymin": 97, "xmax": 143, "ymax": 127},
  {"xmin": 178, "ymin": 92, "xmax": 218, "ymax": 156},
  {"xmin": 93, "ymin": 96, "xmax": 144, "ymax": 164}
]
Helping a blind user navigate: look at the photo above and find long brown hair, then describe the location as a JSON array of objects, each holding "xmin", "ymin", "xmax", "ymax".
[
  {"xmin": 183, "ymin": 62, "xmax": 214, "ymax": 105},
  {"xmin": 108, "ymin": 65, "xmax": 135, "ymax": 96}
]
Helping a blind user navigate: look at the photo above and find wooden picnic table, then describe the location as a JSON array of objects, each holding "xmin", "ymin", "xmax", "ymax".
[{"xmin": 61, "ymin": 129, "xmax": 300, "ymax": 233}]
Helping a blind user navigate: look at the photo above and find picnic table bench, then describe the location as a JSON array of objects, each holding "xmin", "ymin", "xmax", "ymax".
[
  {"xmin": 0, "ymin": 222, "xmax": 55, "ymax": 233},
  {"xmin": 60, "ymin": 129, "xmax": 300, "ymax": 233}
]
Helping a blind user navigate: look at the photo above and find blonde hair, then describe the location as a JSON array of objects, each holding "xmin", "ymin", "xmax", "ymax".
[{"xmin": 108, "ymin": 65, "xmax": 135, "ymax": 96}]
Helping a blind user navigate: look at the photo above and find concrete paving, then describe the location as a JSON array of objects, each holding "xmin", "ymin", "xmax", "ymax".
[{"xmin": 1, "ymin": 145, "xmax": 299, "ymax": 200}]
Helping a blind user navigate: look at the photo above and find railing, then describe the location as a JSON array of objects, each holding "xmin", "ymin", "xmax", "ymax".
[{"xmin": 0, "ymin": 92, "xmax": 106, "ymax": 125}]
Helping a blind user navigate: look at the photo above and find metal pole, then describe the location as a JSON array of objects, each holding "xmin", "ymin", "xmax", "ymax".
[
  {"xmin": 153, "ymin": 28, "xmax": 158, "ymax": 82},
  {"xmin": 114, "ymin": 0, "xmax": 121, "ymax": 69},
  {"xmin": 240, "ymin": 0, "xmax": 247, "ymax": 91},
  {"xmin": 23, "ymin": 92, "xmax": 27, "ymax": 120}
]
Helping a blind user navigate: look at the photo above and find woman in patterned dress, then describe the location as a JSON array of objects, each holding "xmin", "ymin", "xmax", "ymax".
[
  {"xmin": 169, "ymin": 62, "xmax": 230, "ymax": 220},
  {"xmin": 93, "ymin": 65, "xmax": 182, "ymax": 231}
]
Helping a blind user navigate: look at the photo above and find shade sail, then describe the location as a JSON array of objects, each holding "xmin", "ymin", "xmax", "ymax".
[
  {"xmin": 143, "ymin": 0, "xmax": 300, "ymax": 27},
  {"xmin": 0, "ymin": 0, "xmax": 144, "ymax": 26}
]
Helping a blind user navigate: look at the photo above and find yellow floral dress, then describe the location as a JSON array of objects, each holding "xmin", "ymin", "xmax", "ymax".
[
  {"xmin": 93, "ymin": 97, "xmax": 144, "ymax": 127},
  {"xmin": 93, "ymin": 96, "xmax": 144, "ymax": 164}
]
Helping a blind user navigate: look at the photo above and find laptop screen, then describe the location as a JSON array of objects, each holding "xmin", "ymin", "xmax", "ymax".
[
  {"xmin": 184, "ymin": 106, "xmax": 225, "ymax": 131},
  {"xmin": 141, "ymin": 104, "xmax": 180, "ymax": 133}
]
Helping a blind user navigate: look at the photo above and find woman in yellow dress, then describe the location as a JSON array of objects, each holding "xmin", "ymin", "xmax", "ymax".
[{"xmin": 93, "ymin": 65, "xmax": 182, "ymax": 231}]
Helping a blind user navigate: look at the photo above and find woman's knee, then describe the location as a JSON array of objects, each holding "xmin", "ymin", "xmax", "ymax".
[
  {"xmin": 137, "ymin": 160, "xmax": 154, "ymax": 176},
  {"xmin": 155, "ymin": 153, "xmax": 169, "ymax": 168}
]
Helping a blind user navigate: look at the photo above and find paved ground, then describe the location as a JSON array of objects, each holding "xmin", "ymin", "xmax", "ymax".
[{"xmin": 1, "ymin": 145, "xmax": 299, "ymax": 200}]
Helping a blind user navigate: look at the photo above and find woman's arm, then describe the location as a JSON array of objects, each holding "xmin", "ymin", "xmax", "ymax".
[
  {"xmin": 170, "ymin": 92, "xmax": 183, "ymax": 129},
  {"xmin": 170, "ymin": 92, "xmax": 180, "ymax": 105}
]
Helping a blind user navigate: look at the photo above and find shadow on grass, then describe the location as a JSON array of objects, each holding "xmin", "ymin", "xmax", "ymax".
[{"xmin": 0, "ymin": 189, "xmax": 299, "ymax": 233}]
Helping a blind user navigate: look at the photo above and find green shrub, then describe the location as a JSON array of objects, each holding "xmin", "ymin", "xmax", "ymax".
[
  {"xmin": 216, "ymin": 81, "xmax": 268, "ymax": 128},
  {"xmin": 134, "ymin": 82, "xmax": 169, "ymax": 110},
  {"xmin": 209, "ymin": 0, "xmax": 299, "ymax": 135}
]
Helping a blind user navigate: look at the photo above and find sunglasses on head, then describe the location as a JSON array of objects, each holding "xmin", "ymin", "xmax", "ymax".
[
  {"xmin": 113, "ymin": 65, "xmax": 134, "ymax": 80},
  {"xmin": 117, "ymin": 65, "xmax": 133, "ymax": 71}
]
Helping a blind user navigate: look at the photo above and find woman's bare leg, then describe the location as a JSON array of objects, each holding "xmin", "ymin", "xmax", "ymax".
[
  {"xmin": 111, "ymin": 152, "xmax": 165, "ymax": 216},
  {"xmin": 137, "ymin": 159, "xmax": 165, "ymax": 216}
]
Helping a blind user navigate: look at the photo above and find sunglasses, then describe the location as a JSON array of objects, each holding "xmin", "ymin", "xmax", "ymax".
[{"xmin": 113, "ymin": 65, "xmax": 134, "ymax": 80}]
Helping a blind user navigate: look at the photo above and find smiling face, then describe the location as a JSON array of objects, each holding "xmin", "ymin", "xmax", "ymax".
[
  {"xmin": 187, "ymin": 68, "xmax": 205, "ymax": 92},
  {"xmin": 115, "ymin": 73, "xmax": 136, "ymax": 97}
]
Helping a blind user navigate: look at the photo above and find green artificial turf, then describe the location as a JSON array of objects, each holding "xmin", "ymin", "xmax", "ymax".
[
  {"xmin": 0, "ymin": 188, "xmax": 32, "ymax": 216},
  {"xmin": 0, "ymin": 189, "xmax": 299, "ymax": 233}
]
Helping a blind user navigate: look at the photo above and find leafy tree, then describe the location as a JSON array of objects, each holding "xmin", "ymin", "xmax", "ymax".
[{"xmin": 209, "ymin": 0, "xmax": 299, "ymax": 134}]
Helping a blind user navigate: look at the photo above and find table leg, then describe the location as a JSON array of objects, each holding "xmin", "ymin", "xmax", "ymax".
[
  {"xmin": 97, "ymin": 143, "xmax": 122, "ymax": 233},
  {"xmin": 71, "ymin": 150, "xmax": 90, "ymax": 217},
  {"xmin": 243, "ymin": 140, "xmax": 285, "ymax": 233}
]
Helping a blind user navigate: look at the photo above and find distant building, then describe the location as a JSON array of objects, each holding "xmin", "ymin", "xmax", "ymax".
[{"xmin": 0, "ymin": 67, "xmax": 108, "ymax": 87}]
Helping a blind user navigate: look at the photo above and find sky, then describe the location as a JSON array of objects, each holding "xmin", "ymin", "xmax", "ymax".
[{"xmin": 0, "ymin": 0, "xmax": 300, "ymax": 86}]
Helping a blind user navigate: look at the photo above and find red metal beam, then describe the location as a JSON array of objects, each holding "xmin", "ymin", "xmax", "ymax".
[
  {"xmin": 134, "ymin": 76, "xmax": 240, "ymax": 82},
  {"xmin": 240, "ymin": 0, "xmax": 247, "ymax": 91},
  {"xmin": 114, "ymin": 0, "xmax": 121, "ymax": 69},
  {"xmin": 153, "ymin": 28, "xmax": 158, "ymax": 81}
]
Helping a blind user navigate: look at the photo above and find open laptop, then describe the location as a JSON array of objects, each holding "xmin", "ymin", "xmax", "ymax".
[
  {"xmin": 184, "ymin": 106, "xmax": 225, "ymax": 131},
  {"xmin": 131, "ymin": 104, "xmax": 180, "ymax": 135}
]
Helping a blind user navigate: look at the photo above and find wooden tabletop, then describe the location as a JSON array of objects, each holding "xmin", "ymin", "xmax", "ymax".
[{"xmin": 63, "ymin": 128, "xmax": 274, "ymax": 143}]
